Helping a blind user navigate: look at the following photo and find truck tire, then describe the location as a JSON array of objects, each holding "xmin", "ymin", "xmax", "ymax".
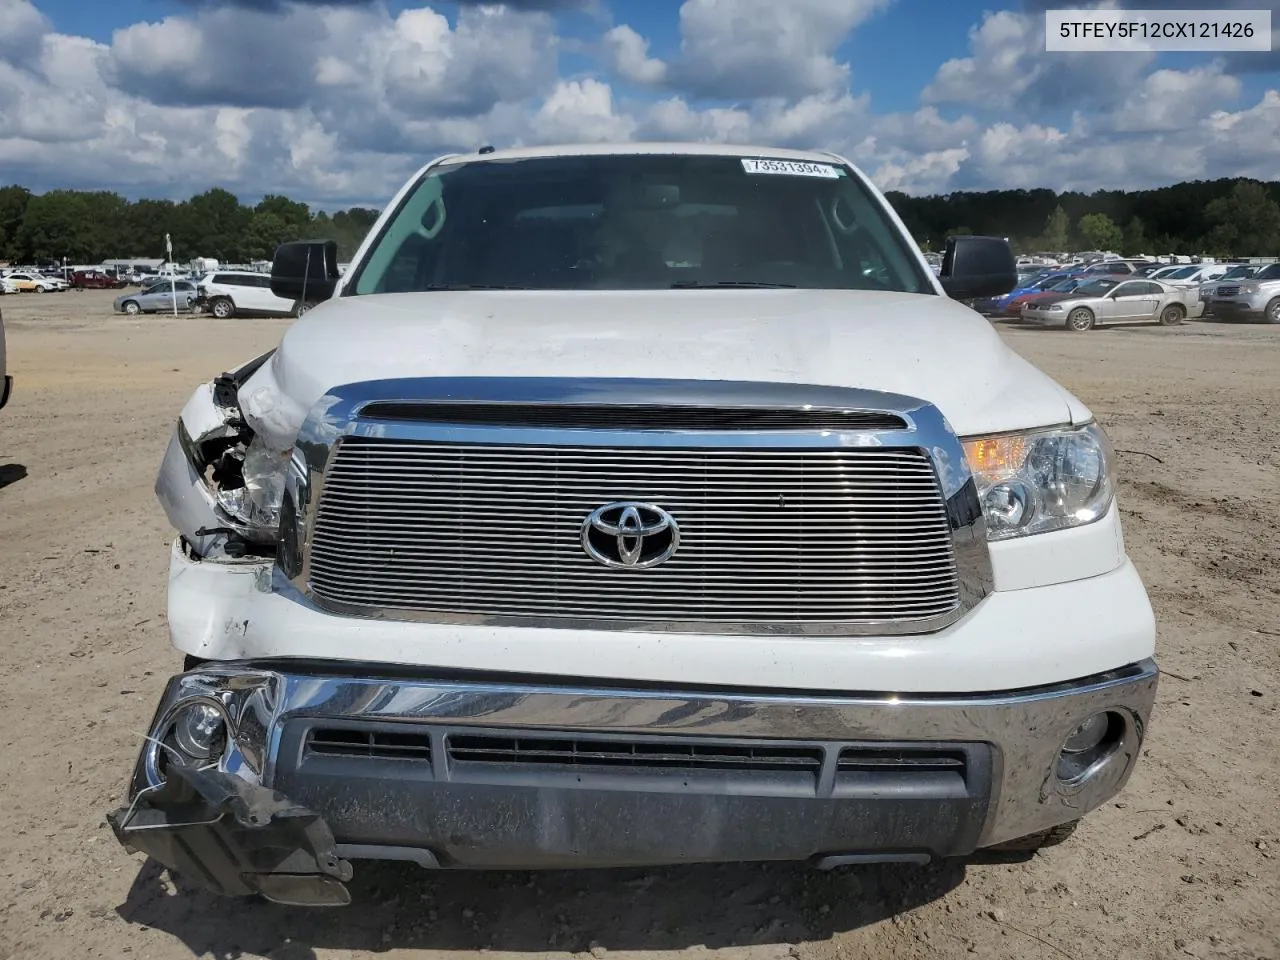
[
  {"xmin": 1159, "ymin": 303, "xmax": 1185, "ymax": 325},
  {"xmin": 1266, "ymin": 297, "xmax": 1280, "ymax": 324},
  {"xmin": 210, "ymin": 297, "xmax": 235, "ymax": 319},
  {"xmin": 1066, "ymin": 307, "xmax": 1095, "ymax": 332},
  {"xmin": 985, "ymin": 820, "xmax": 1079, "ymax": 853}
]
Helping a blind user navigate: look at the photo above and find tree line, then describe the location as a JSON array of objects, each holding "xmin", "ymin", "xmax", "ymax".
[
  {"xmin": 0, "ymin": 186, "xmax": 380, "ymax": 266},
  {"xmin": 1, "ymin": 175, "xmax": 1277, "ymax": 267},
  {"xmin": 888, "ymin": 177, "xmax": 1280, "ymax": 258}
]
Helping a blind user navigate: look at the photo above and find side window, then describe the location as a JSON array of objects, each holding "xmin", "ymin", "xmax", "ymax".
[
  {"xmin": 255, "ymin": 275, "xmax": 272, "ymax": 288},
  {"xmin": 1137, "ymin": 282, "xmax": 1161, "ymax": 295},
  {"xmin": 1111, "ymin": 282, "xmax": 1140, "ymax": 297},
  {"xmin": 212, "ymin": 274, "xmax": 229, "ymax": 285}
]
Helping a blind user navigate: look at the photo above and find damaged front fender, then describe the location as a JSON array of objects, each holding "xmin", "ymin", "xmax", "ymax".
[
  {"xmin": 156, "ymin": 350, "xmax": 282, "ymax": 559},
  {"xmin": 108, "ymin": 765, "xmax": 352, "ymax": 906}
]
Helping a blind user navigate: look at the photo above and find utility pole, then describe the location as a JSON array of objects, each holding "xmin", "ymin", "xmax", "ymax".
[{"xmin": 166, "ymin": 233, "xmax": 177, "ymax": 316}]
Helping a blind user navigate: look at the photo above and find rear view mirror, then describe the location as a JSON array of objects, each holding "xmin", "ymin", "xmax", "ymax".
[
  {"xmin": 271, "ymin": 240, "xmax": 341, "ymax": 305},
  {"xmin": 939, "ymin": 236, "xmax": 1017, "ymax": 300}
]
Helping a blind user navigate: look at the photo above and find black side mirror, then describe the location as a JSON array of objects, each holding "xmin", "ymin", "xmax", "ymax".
[
  {"xmin": 938, "ymin": 236, "xmax": 1017, "ymax": 300},
  {"xmin": 271, "ymin": 240, "xmax": 340, "ymax": 305}
]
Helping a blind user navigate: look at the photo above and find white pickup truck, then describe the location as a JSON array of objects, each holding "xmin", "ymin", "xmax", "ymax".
[{"xmin": 109, "ymin": 144, "xmax": 1157, "ymax": 906}]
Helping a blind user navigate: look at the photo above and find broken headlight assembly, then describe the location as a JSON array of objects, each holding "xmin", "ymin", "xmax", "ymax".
[
  {"xmin": 203, "ymin": 431, "xmax": 292, "ymax": 543},
  {"xmin": 172, "ymin": 352, "xmax": 292, "ymax": 555}
]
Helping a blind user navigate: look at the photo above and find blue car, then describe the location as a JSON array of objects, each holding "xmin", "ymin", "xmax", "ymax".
[{"xmin": 974, "ymin": 271, "xmax": 1076, "ymax": 316}]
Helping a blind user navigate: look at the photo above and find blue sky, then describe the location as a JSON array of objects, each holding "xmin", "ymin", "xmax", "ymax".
[{"xmin": 2, "ymin": 0, "xmax": 1278, "ymax": 206}]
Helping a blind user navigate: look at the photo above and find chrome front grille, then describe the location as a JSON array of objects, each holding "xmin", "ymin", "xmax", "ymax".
[{"xmin": 305, "ymin": 437, "xmax": 961, "ymax": 629}]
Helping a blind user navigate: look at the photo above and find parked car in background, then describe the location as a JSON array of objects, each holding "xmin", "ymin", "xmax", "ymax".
[
  {"xmin": 1022, "ymin": 277, "xmax": 1199, "ymax": 331},
  {"xmin": 1199, "ymin": 265, "xmax": 1259, "ymax": 316},
  {"xmin": 113, "ymin": 279, "xmax": 199, "ymax": 314},
  {"xmin": 1004, "ymin": 275, "xmax": 1091, "ymax": 317},
  {"xmin": 3, "ymin": 270, "xmax": 66, "ymax": 292},
  {"xmin": 979, "ymin": 271, "xmax": 1083, "ymax": 317},
  {"xmin": 196, "ymin": 270, "xmax": 298, "ymax": 318},
  {"xmin": 72, "ymin": 269, "xmax": 127, "ymax": 290},
  {"xmin": 1081, "ymin": 259, "xmax": 1155, "ymax": 277},
  {"xmin": 1160, "ymin": 264, "xmax": 1229, "ymax": 289},
  {"xmin": 1208, "ymin": 262, "xmax": 1280, "ymax": 323}
]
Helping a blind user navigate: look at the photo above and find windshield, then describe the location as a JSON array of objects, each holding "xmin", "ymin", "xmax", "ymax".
[
  {"xmin": 348, "ymin": 154, "xmax": 931, "ymax": 294},
  {"xmin": 1074, "ymin": 279, "xmax": 1118, "ymax": 297},
  {"xmin": 1048, "ymin": 279, "xmax": 1079, "ymax": 292},
  {"xmin": 1165, "ymin": 266, "xmax": 1198, "ymax": 279},
  {"xmin": 1220, "ymin": 266, "xmax": 1251, "ymax": 279}
]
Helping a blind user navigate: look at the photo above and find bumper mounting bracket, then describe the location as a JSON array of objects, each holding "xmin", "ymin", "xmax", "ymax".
[{"xmin": 107, "ymin": 765, "xmax": 353, "ymax": 906}]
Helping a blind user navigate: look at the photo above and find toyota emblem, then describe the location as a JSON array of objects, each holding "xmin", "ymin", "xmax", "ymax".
[{"xmin": 581, "ymin": 501, "xmax": 680, "ymax": 569}]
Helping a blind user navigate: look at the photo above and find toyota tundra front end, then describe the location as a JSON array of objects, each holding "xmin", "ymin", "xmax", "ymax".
[{"xmin": 109, "ymin": 144, "xmax": 1157, "ymax": 905}]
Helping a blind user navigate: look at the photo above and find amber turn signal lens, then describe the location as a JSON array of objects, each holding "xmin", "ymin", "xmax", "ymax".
[{"xmin": 963, "ymin": 435, "xmax": 1028, "ymax": 479}]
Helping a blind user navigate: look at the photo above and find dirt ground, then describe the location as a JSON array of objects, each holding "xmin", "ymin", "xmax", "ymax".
[{"xmin": 0, "ymin": 288, "xmax": 1277, "ymax": 960}]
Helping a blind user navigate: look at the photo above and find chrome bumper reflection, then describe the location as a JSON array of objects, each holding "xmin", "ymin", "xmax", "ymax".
[{"xmin": 129, "ymin": 659, "xmax": 1158, "ymax": 850}]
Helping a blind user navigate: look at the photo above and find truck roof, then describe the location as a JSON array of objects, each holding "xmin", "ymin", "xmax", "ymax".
[{"xmin": 438, "ymin": 142, "xmax": 848, "ymax": 166}]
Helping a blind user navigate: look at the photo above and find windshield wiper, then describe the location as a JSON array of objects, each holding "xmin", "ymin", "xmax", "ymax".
[
  {"xmin": 671, "ymin": 280, "xmax": 798, "ymax": 289},
  {"xmin": 422, "ymin": 283, "xmax": 532, "ymax": 291}
]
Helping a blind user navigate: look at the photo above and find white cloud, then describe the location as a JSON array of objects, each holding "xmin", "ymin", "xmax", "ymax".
[
  {"xmin": 0, "ymin": 0, "xmax": 1278, "ymax": 206},
  {"xmin": 0, "ymin": 0, "xmax": 49, "ymax": 66},
  {"xmin": 1109, "ymin": 64, "xmax": 1241, "ymax": 133},
  {"xmin": 872, "ymin": 149, "xmax": 970, "ymax": 195},
  {"xmin": 603, "ymin": 24, "xmax": 667, "ymax": 84},
  {"xmin": 531, "ymin": 78, "xmax": 636, "ymax": 142},
  {"xmin": 1205, "ymin": 89, "xmax": 1280, "ymax": 179},
  {"xmin": 607, "ymin": 0, "xmax": 888, "ymax": 99},
  {"xmin": 923, "ymin": 9, "xmax": 1154, "ymax": 113}
]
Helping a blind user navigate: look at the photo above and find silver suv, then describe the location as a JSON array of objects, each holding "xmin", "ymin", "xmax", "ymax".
[{"xmin": 1209, "ymin": 262, "xmax": 1280, "ymax": 323}]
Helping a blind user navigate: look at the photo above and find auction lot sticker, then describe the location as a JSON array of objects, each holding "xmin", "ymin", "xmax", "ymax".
[
  {"xmin": 1045, "ymin": 8, "xmax": 1272, "ymax": 51},
  {"xmin": 741, "ymin": 159, "xmax": 841, "ymax": 179}
]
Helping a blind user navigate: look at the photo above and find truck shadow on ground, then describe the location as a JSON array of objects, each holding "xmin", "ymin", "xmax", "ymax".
[
  {"xmin": 0, "ymin": 463, "xmax": 27, "ymax": 490},
  {"xmin": 116, "ymin": 854, "xmax": 982, "ymax": 959}
]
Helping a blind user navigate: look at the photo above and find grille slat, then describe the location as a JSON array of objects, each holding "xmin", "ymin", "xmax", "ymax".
[
  {"xmin": 838, "ymin": 747, "xmax": 969, "ymax": 777},
  {"xmin": 308, "ymin": 728, "xmax": 433, "ymax": 762},
  {"xmin": 306, "ymin": 438, "xmax": 960, "ymax": 626},
  {"xmin": 311, "ymin": 541, "xmax": 958, "ymax": 558},
  {"xmin": 358, "ymin": 402, "xmax": 908, "ymax": 432},
  {"xmin": 447, "ymin": 733, "xmax": 824, "ymax": 774}
]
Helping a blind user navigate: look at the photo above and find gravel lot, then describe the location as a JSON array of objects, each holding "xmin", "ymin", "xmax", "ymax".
[{"xmin": 1, "ymin": 289, "xmax": 1277, "ymax": 960}]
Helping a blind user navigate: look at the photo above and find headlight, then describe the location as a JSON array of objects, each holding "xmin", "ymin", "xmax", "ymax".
[
  {"xmin": 1045, "ymin": 303, "xmax": 1064, "ymax": 310},
  {"xmin": 215, "ymin": 433, "xmax": 291, "ymax": 541},
  {"xmin": 963, "ymin": 423, "xmax": 1114, "ymax": 541},
  {"xmin": 1240, "ymin": 282, "xmax": 1259, "ymax": 294}
]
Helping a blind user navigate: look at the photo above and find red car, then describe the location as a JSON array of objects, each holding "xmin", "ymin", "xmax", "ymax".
[
  {"xmin": 1001, "ymin": 276, "xmax": 1088, "ymax": 317},
  {"xmin": 72, "ymin": 270, "xmax": 126, "ymax": 289}
]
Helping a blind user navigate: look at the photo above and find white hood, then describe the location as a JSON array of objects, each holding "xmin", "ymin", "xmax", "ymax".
[{"xmin": 238, "ymin": 289, "xmax": 1089, "ymax": 447}]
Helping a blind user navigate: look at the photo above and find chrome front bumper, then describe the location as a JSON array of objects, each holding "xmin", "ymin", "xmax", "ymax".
[
  {"xmin": 113, "ymin": 658, "xmax": 1157, "ymax": 895},
  {"xmin": 1210, "ymin": 299, "xmax": 1268, "ymax": 319}
]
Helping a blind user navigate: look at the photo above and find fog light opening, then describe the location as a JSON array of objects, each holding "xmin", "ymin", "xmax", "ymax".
[{"xmin": 1056, "ymin": 711, "xmax": 1125, "ymax": 784}]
